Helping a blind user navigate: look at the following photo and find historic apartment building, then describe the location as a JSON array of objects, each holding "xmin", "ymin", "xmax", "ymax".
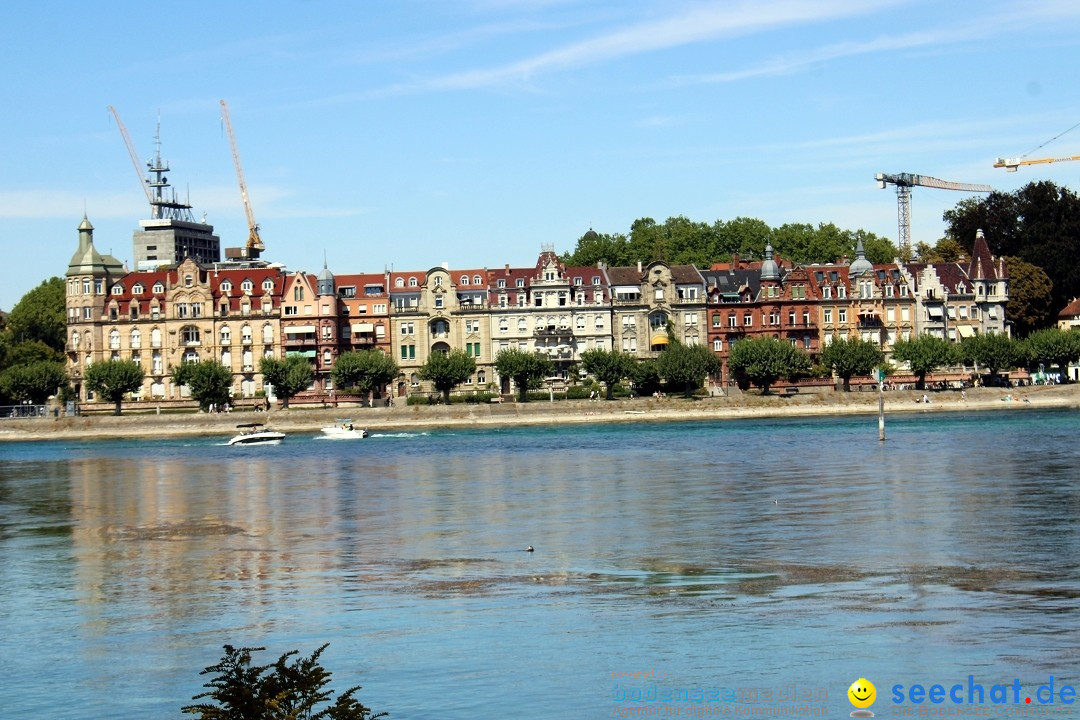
[{"xmin": 64, "ymin": 215, "xmax": 1010, "ymax": 407}]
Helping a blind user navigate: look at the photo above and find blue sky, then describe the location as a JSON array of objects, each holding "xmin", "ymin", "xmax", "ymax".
[{"xmin": 2, "ymin": 0, "xmax": 1079, "ymax": 311}]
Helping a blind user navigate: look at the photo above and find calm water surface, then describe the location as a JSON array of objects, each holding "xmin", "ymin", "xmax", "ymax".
[{"xmin": 1, "ymin": 409, "xmax": 1078, "ymax": 718}]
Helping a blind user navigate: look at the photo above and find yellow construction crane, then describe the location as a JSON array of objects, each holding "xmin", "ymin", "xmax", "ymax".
[
  {"xmin": 107, "ymin": 105, "xmax": 153, "ymax": 208},
  {"xmin": 995, "ymin": 121, "xmax": 1080, "ymax": 172},
  {"xmin": 219, "ymin": 99, "xmax": 264, "ymax": 257},
  {"xmin": 875, "ymin": 172, "xmax": 992, "ymax": 257},
  {"xmin": 993, "ymin": 154, "xmax": 1080, "ymax": 172}
]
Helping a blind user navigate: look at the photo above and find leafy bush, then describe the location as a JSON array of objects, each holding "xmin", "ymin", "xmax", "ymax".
[{"xmin": 182, "ymin": 644, "xmax": 386, "ymax": 720}]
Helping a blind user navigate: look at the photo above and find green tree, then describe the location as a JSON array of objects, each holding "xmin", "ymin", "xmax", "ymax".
[
  {"xmin": 655, "ymin": 342, "xmax": 722, "ymax": 397},
  {"xmin": 820, "ymin": 337, "xmax": 884, "ymax": 391},
  {"xmin": 418, "ymin": 349, "xmax": 476, "ymax": 403},
  {"xmin": 259, "ymin": 355, "xmax": 314, "ymax": 409},
  {"xmin": 1002, "ymin": 256, "xmax": 1054, "ymax": 337},
  {"xmin": 960, "ymin": 333, "xmax": 1021, "ymax": 382},
  {"xmin": 182, "ymin": 644, "xmax": 386, "ymax": 720},
  {"xmin": 561, "ymin": 229, "xmax": 631, "ymax": 267},
  {"xmin": 891, "ymin": 335, "xmax": 960, "ymax": 390},
  {"xmin": 579, "ymin": 348, "xmax": 637, "ymax": 400},
  {"xmin": 717, "ymin": 216, "xmax": 772, "ymax": 261},
  {"xmin": 944, "ymin": 181, "xmax": 1080, "ymax": 313},
  {"xmin": 332, "ymin": 350, "xmax": 399, "ymax": 405},
  {"xmin": 1024, "ymin": 328, "xmax": 1080, "ymax": 377},
  {"xmin": 727, "ymin": 337, "xmax": 811, "ymax": 394},
  {"xmin": 0, "ymin": 360, "xmax": 68, "ymax": 403},
  {"xmin": 173, "ymin": 360, "xmax": 234, "ymax": 411},
  {"xmin": 4, "ymin": 277, "xmax": 66, "ymax": 351},
  {"xmin": 84, "ymin": 359, "xmax": 144, "ymax": 415},
  {"xmin": 494, "ymin": 347, "xmax": 553, "ymax": 402},
  {"xmin": 630, "ymin": 359, "xmax": 661, "ymax": 396}
]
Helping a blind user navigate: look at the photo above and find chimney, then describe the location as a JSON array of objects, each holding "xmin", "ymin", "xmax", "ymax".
[
  {"xmin": 637, "ymin": 260, "xmax": 643, "ymax": 273},
  {"xmin": 732, "ymin": 252, "xmax": 740, "ymax": 267}
]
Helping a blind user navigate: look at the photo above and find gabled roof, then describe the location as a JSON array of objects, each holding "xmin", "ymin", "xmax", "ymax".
[{"xmin": 1059, "ymin": 298, "xmax": 1080, "ymax": 318}]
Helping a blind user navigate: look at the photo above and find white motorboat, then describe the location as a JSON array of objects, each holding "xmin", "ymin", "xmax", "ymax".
[
  {"xmin": 227, "ymin": 423, "xmax": 286, "ymax": 446},
  {"xmin": 320, "ymin": 420, "xmax": 369, "ymax": 439}
]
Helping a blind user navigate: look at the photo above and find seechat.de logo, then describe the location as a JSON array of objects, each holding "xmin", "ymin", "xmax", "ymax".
[{"xmin": 848, "ymin": 678, "xmax": 877, "ymax": 717}]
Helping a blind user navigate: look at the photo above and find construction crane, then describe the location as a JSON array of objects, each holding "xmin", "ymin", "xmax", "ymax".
[
  {"xmin": 219, "ymin": 99, "xmax": 264, "ymax": 257},
  {"xmin": 993, "ymin": 154, "xmax": 1080, "ymax": 172},
  {"xmin": 875, "ymin": 172, "xmax": 992, "ymax": 257},
  {"xmin": 994, "ymin": 121, "xmax": 1080, "ymax": 172},
  {"xmin": 107, "ymin": 105, "xmax": 153, "ymax": 209}
]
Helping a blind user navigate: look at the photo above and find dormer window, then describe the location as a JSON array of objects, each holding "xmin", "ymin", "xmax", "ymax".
[
  {"xmin": 132, "ymin": 283, "xmax": 144, "ymax": 295},
  {"xmin": 434, "ymin": 276, "xmax": 443, "ymax": 287},
  {"xmin": 409, "ymin": 277, "xmax": 418, "ymax": 287},
  {"xmin": 262, "ymin": 279, "xmax": 274, "ymax": 291},
  {"xmin": 112, "ymin": 285, "xmax": 123, "ymax": 295},
  {"xmin": 152, "ymin": 282, "xmax": 164, "ymax": 294},
  {"xmin": 242, "ymin": 279, "xmax": 254, "ymax": 293},
  {"xmin": 220, "ymin": 280, "xmax": 233, "ymax": 293},
  {"xmin": 473, "ymin": 275, "xmax": 482, "ymax": 285},
  {"xmin": 184, "ymin": 274, "xmax": 193, "ymax": 287},
  {"xmin": 460, "ymin": 275, "xmax": 469, "ymax": 285},
  {"xmin": 497, "ymin": 279, "xmax": 506, "ymax": 289},
  {"xmin": 516, "ymin": 278, "xmax": 525, "ymax": 288}
]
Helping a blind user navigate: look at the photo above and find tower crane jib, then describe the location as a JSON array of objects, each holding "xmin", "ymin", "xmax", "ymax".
[
  {"xmin": 219, "ymin": 99, "xmax": 264, "ymax": 256},
  {"xmin": 875, "ymin": 172, "xmax": 992, "ymax": 258},
  {"xmin": 107, "ymin": 105, "xmax": 153, "ymax": 209}
]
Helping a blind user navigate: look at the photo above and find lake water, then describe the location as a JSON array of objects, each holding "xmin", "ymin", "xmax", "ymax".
[{"xmin": 1, "ymin": 409, "xmax": 1078, "ymax": 719}]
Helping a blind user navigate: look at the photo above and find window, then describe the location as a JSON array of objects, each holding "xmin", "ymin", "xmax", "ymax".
[
  {"xmin": 111, "ymin": 285, "xmax": 123, "ymax": 295},
  {"xmin": 838, "ymin": 309, "xmax": 847, "ymax": 324},
  {"xmin": 322, "ymin": 324, "xmax": 333, "ymax": 340},
  {"xmin": 791, "ymin": 285, "xmax": 806, "ymax": 299},
  {"xmin": 744, "ymin": 313, "xmax": 753, "ymax": 327},
  {"xmin": 654, "ymin": 287, "xmax": 665, "ymax": 301},
  {"xmin": 184, "ymin": 274, "xmax": 193, "ymax": 288},
  {"xmin": 460, "ymin": 275, "xmax": 469, "ymax": 285},
  {"xmin": 622, "ymin": 337, "xmax": 637, "ymax": 352},
  {"xmin": 221, "ymin": 326, "xmax": 232, "ymax": 345},
  {"xmin": 885, "ymin": 284, "xmax": 894, "ymax": 298},
  {"xmin": 153, "ymin": 282, "xmax": 164, "ymax": 294},
  {"xmin": 183, "ymin": 326, "xmax": 201, "ymax": 345},
  {"xmin": 434, "ymin": 295, "xmax": 444, "ymax": 309},
  {"xmin": 802, "ymin": 310, "xmax": 810, "ymax": 326},
  {"xmin": 900, "ymin": 285, "xmax": 909, "ymax": 297},
  {"xmin": 712, "ymin": 314, "xmax": 722, "ymax": 328},
  {"xmin": 293, "ymin": 285, "xmax": 305, "ymax": 301},
  {"xmin": 95, "ymin": 279, "xmax": 104, "ymax": 294},
  {"xmin": 241, "ymin": 279, "xmax": 253, "ymax": 293},
  {"xmin": 109, "ymin": 330, "xmax": 120, "ymax": 349},
  {"xmin": 837, "ymin": 286, "xmax": 846, "ymax": 299},
  {"xmin": 262, "ymin": 279, "xmax": 274, "ymax": 291},
  {"xmin": 474, "ymin": 275, "xmax": 482, "ymax": 285},
  {"xmin": 499, "ymin": 318, "xmax": 508, "ymax": 333},
  {"xmin": 497, "ymin": 279, "xmax": 506, "ymax": 289},
  {"xmin": 901, "ymin": 307, "xmax": 910, "ymax": 322},
  {"xmin": 263, "ymin": 324, "xmax": 274, "ymax": 344},
  {"xmin": 788, "ymin": 311, "xmax": 796, "ymax": 326},
  {"xmin": 622, "ymin": 315, "xmax": 636, "ymax": 328},
  {"xmin": 466, "ymin": 342, "xmax": 481, "ymax": 358},
  {"xmin": 595, "ymin": 315, "xmax": 604, "ymax": 329},
  {"xmin": 434, "ymin": 276, "xmax": 443, "ymax": 287},
  {"xmin": 465, "ymin": 319, "xmax": 479, "ymax": 333},
  {"xmin": 593, "ymin": 276, "xmax": 601, "ymax": 286},
  {"xmin": 152, "ymin": 351, "xmax": 163, "ymax": 374},
  {"xmin": 401, "ymin": 322, "xmax": 414, "ymax": 335},
  {"xmin": 374, "ymin": 303, "xmax": 387, "ymax": 314},
  {"xmin": 728, "ymin": 314, "xmax": 737, "ymax": 328},
  {"xmin": 886, "ymin": 307, "xmax": 895, "ymax": 322},
  {"xmin": 822, "ymin": 286, "xmax": 832, "ymax": 299},
  {"xmin": 394, "ymin": 278, "xmax": 404, "ymax": 288},
  {"xmin": 400, "ymin": 344, "xmax": 416, "ymax": 360},
  {"xmin": 824, "ymin": 309, "xmax": 833, "ymax": 324},
  {"xmin": 82, "ymin": 279, "xmax": 91, "ymax": 294},
  {"xmin": 713, "ymin": 338, "xmax": 722, "ymax": 351},
  {"xmin": 221, "ymin": 280, "xmax": 233, "ymax": 293},
  {"xmin": 82, "ymin": 307, "xmax": 92, "ymax": 320},
  {"xmin": 860, "ymin": 281, "xmax": 873, "ymax": 299},
  {"xmin": 684, "ymin": 312, "xmax": 697, "ymax": 326},
  {"xmin": 284, "ymin": 306, "xmax": 298, "ymax": 316},
  {"xmin": 191, "ymin": 303, "xmax": 203, "ymax": 318},
  {"xmin": 409, "ymin": 277, "xmax": 418, "ymax": 287}
]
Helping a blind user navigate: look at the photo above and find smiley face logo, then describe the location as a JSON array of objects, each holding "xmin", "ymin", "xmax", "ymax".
[{"xmin": 848, "ymin": 678, "xmax": 876, "ymax": 709}]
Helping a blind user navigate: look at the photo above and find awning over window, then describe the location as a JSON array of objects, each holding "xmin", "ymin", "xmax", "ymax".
[
  {"xmin": 284, "ymin": 325, "xmax": 316, "ymax": 334},
  {"xmin": 352, "ymin": 323, "xmax": 375, "ymax": 333},
  {"xmin": 651, "ymin": 334, "xmax": 669, "ymax": 346},
  {"xmin": 286, "ymin": 350, "xmax": 317, "ymax": 358},
  {"xmin": 987, "ymin": 307, "xmax": 998, "ymax": 319},
  {"xmin": 927, "ymin": 306, "xmax": 944, "ymax": 318},
  {"xmin": 956, "ymin": 325, "xmax": 976, "ymax": 338}
]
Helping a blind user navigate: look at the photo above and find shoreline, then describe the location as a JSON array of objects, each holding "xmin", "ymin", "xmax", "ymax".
[{"xmin": 2, "ymin": 384, "xmax": 1076, "ymax": 442}]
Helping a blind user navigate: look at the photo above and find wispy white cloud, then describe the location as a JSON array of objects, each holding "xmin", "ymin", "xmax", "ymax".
[{"xmin": 371, "ymin": 0, "xmax": 897, "ymax": 94}]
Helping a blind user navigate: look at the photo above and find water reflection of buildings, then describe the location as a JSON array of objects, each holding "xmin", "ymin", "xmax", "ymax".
[{"xmin": 67, "ymin": 454, "xmax": 351, "ymax": 631}]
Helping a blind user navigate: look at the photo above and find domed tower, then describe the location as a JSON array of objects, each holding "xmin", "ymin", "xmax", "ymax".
[
  {"xmin": 849, "ymin": 237, "xmax": 873, "ymax": 276},
  {"xmin": 760, "ymin": 242, "xmax": 780, "ymax": 282},
  {"xmin": 317, "ymin": 260, "xmax": 335, "ymax": 297}
]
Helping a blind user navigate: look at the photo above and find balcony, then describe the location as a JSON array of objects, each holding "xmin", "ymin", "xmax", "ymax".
[{"xmin": 535, "ymin": 326, "xmax": 574, "ymax": 341}]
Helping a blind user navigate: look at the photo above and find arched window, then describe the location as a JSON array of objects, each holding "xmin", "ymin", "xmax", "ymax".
[
  {"xmin": 151, "ymin": 327, "xmax": 162, "ymax": 348},
  {"xmin": 241, "ymin": 324, "xmax": 252, "ymax": 344},
  {"xmin": 184, "ymin": 274, "xmax": 193, "ymax": 287},
  {"xmin": 460, "ymin": 275, "xmax": 469, "ymax": 285},
  {"xmin": 473, "ymin": 275, "xmax": 482, "ymax": 285},
  {"xmin": 71, "ymin": 331, "xmax": 80, "ymax": 349},
  {"xmin": 395, "ymin": 277, "xmax": 404, "ymax": 287},
  {"xmin": 109, "ymin": 330, "xmax": 120, "ymax": 349},
  {"xmin": 220, "ymin": 326, "xmax": 231, "ymax": 344},
  {"xmin": 409, "ymin": 277, "xmax": 418, "ymax": 287},
  {"xmin": 262, "ymin": 324, "xmax": 274, "ymax": 344},
  {"xmin": 130, "ymin": 329, "xmax": 141, "ymax": 349},
  {"xmin": 182, "ymin": 326, "xmax": 201, "ymax": 345}
]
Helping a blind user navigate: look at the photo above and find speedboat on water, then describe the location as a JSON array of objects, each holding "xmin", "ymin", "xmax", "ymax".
[
  {"xmin": 320, "ymin": 420, "xmax": 369, "ymax": 439},
  {"xmin": 227, "ymin": 423, "xmax": 286, "ymax": 446}
]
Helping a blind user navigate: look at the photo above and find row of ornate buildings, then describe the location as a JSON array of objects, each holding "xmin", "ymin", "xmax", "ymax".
[{"xmin": 64, "ymin": 217, "xmax": 1009, "ymax": 405}]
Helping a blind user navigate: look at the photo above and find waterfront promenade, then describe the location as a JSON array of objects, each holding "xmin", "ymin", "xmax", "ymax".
[{"xmin": 1, "ymin": 383, "xmax": 1075, "ymax": 442}]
